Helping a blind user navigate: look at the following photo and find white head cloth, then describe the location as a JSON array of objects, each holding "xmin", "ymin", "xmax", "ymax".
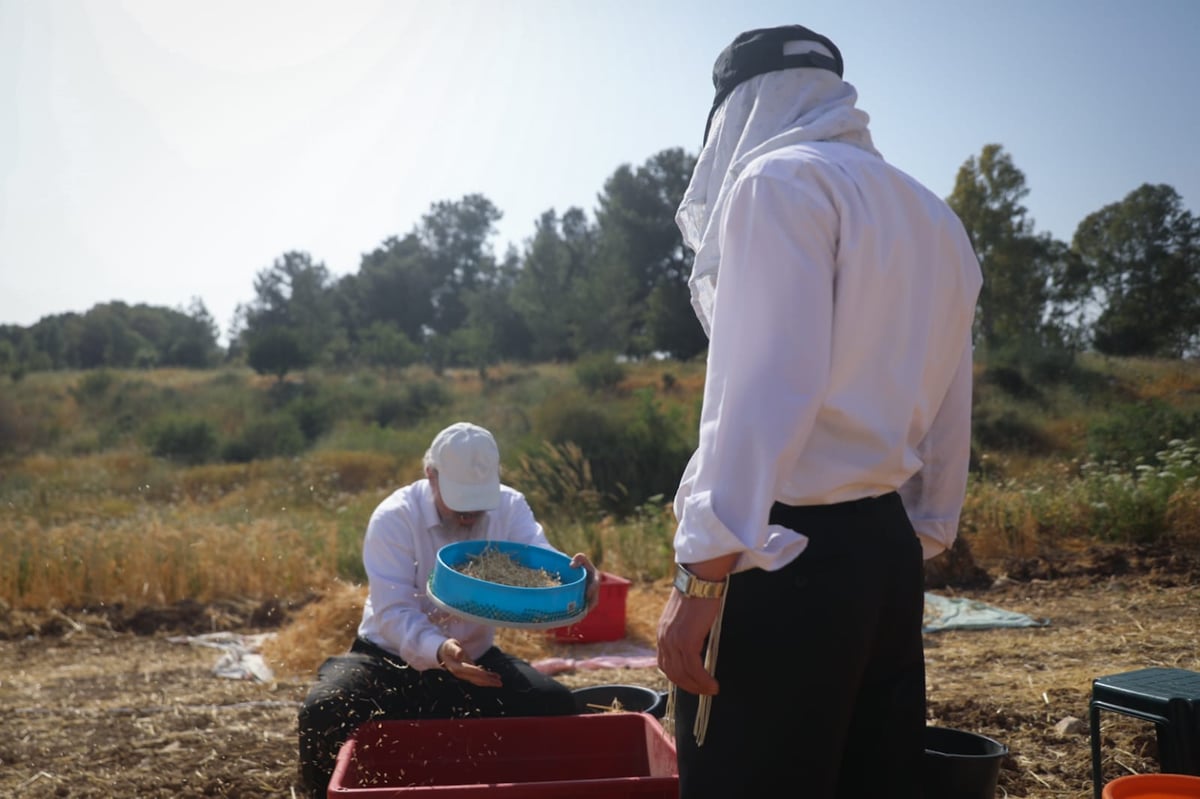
[{"xmin": 676, "ymin": 42, "xmax": 881, "ymax": 336}]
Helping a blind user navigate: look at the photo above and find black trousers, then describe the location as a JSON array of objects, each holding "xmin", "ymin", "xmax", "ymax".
[
  {"xmin": 674, "ymin": 492, "xmax": 927, "ymax": 799},
  {"xmin": 296, "ymin": 638, "xmax": 576, "ymax": 798}
]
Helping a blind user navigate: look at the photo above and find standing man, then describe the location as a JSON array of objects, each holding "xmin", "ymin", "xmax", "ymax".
[
  {"xmin": 656, "ymin": 25, "xmax": 982, "ymax": 799},
  {"xmin": 298, "ymin": 421, "xmax": 597, "ymax": 798}
]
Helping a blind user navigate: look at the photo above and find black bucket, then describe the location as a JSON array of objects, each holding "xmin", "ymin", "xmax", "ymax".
[
  {"xmin": 571, "ymin": 684, "xmax": 665, "ymax": 718},
  {"xmin": 923, "ymin": 726, "xmax": 1008, "ymax": 799}
]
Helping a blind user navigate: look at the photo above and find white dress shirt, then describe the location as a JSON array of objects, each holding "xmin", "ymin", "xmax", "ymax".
[
  {"xmin": 357, "ymin": 479, "xmax": 554, "ymax": 670},
  {"xmin": 674, "ymin": 140, "xmax": 982, "ymax": 572}
]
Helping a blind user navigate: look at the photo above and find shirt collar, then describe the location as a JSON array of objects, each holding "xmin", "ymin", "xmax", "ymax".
[{"xmin": 417, "ymin": 478, "xmax": 444, "ymax": 532}]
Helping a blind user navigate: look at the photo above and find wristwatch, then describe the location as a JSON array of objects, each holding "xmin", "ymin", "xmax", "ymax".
[{"xmin": 673, "ymin": 563, "xmax": 728, "ymax": 599}]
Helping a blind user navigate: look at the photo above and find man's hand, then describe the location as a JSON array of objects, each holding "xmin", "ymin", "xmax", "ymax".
[
  {"xmin": 656, "ymin": 590, "xmax": 723, "ymax": 695},
  {"xmin": 656, "ymin": 554, "xmax": 737, "ymax": 695},
  {"xmin": 437, "ymin": 639, "xmax": 502, "ymax": 688},
  {"xmin": 569, "ymin": 553, "xmax": 600, "ymax": 610}
]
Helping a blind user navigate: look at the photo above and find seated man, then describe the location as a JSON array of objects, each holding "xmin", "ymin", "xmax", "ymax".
[{"xmin": 297, "ymin": 421, "xmax": 597, "ymax": 797}]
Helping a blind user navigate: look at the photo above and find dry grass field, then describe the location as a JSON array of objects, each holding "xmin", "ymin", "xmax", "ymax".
[{"xmin": 3, "ymin": 542, "xmax": 1198, "ymax": 798}]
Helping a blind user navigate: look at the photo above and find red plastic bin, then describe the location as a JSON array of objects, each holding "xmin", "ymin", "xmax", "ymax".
[
  {"xmin": 328, "ymin": 713, "xmax": 678, "ymax": 797},
  {"xmin": 553, "ymin": 572, "xmax": 630, "ymax": 643}
]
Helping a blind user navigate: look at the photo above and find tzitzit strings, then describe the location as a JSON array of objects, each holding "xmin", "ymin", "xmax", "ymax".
[{"xmin": 663, "ymin": 590, "xmax": 728, "ymax": 746}]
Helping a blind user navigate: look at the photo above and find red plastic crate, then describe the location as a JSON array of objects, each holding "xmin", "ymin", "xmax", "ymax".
[
  {"xmin": 553, "ymin": 572, "xmax": 630, "ymax": 642},
  {"xmin": 328, "ymin": 713, "xmax": 678, "ymax": 797}
]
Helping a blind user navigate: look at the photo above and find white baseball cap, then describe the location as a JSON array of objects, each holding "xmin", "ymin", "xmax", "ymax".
[{"xmin": 428, "ymin": 422, "xmax": 501, "ymax": 512}]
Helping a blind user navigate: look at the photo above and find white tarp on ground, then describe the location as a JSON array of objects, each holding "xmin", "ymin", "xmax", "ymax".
[
  {"xmin": 923, "ymin": 592, "xmax": 1049, "ymax": 633},
  {"xmin": 168, "ymin": 632, "xmax": 276, "ymax": 682}
]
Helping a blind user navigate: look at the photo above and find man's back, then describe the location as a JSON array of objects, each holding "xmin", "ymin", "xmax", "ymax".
[{"xmin": 729, "ymin": 140, "xmax": 981, "ymax": 504}]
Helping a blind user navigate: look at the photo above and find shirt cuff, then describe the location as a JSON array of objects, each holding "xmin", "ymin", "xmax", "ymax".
[
  {"xmin": 675, "ymin": 489, "xmax": 809, "ymax": 572},
  {"xmin": 913, "ymin": 518, "xmax": 958, "ymax": 560},
  {"xmin": 414, "ymin": 632, "xmax": 446, "ymax": 672}
]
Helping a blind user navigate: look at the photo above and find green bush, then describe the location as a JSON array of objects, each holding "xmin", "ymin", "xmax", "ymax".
[
  {"xmin": 146, "ymin": 416, "xmax": 219, "ymax": 465},
  {"xmin": 221, "ymin": 415, "xmax": 306, "ymax": 463},
  {"xmin": 532, "ymin": 388, "xmax": 692, "ymax": 515},
  {"xmin": 97, "ymin": 379, "xmax": 177, "ymax": 449},
  {"xmin": 980, "ymin": 364, "xmax": 1040, "ymax": 401},
  {"xmin": 973, "ymin": 407, "xmax": 1054, "ymax": 454},
  {"xmin": 1079, "ymin": 439, "xmax": 1200, "ymax": 543},
  {"xmin": 288, "ymin": 395, "xmax": 335, "ymax": 443},
  {"xmin": 372, "ymin": 380, "xmax": 450, "ymax": 428},
  {"xmin": 70, "ymin": 370, "xmax": 116, "ymax": 404},
  {"xmin": 1087, "ymin": 400, "xmax": 1199, "ymax": 466},
  {"xmin": 986, "ymin": 341, "xmax": 1080, "ymax": 387},
  {"xmin": 574, "ymin": 352, "xmax": 627, "ymax": 393}
]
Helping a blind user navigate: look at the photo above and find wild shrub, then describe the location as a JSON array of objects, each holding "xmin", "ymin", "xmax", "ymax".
[
  {"xmin": 541, "ymin": 519, "xmax": 605, "ymax": 568},
  {"xmin": 611, "ymin": 389, "xmax": 693, "ymax": 512},
  {"xmin": 608, "ymin": 495, "xmax": 676, "ymax": 581},
  {"xmin": 372, "ymin": 380, "xmax": 451, "ymax": 428},
  {"xmin": 574, "ymin": 352, "xmax": 627, "ymax": 393},
  {"xmin": 531, "ymin": 388, "xmax": 692, "ymax": 515},
  {"xmin": 1087, "ymin": 400, "xmax": 1199, "ymax": 465},
  {"xmin": 980, "ymin": 364, "xmax": 1040, "ymax": 401},
  {"xmin": 985, "ymin": 341, "xmax": 1080, "ymax": 388},
  {"xmin": 972, "ymin": 407, "xmax": 1055, "ymax": 454},
  {"xmin": 221, "ymin": 415, "xmax": 306, "ymax": 462},
  {"xmin": 266, "ymin": 378, "xmax": 311, "ymax": 408},
  {"xmin": 288, "ymin": 394, "xmax": 336, "ymax": 443},
  {"xmin": 95, "ymin": 379, "xmax": 168, "ymax": 448},
  {"xmin": 1024, "ymin": 345, "xmax": 1081, "ymax": 385},
  {"xmin": 1080, "ymin": 439, "xmax": 1200, "ymax": 543},
  {"xmin": 69, "ymin": 369, "xmax": 116, "ymax": 404},
  {"xmin": 372, "ymin": 396, "xmax": 407, "ymax": 428},
  {"xmin": 537, "ymin": 495, "xmax": 676, "ymax": 579},
  {"xmin": 145, "ymin": 415, "xmax": 219, "ymax": 465},
  {"xmin": 961, "ymin": 477, "xmax": 1049, "ymax": 560},
  {"xmin": 318, "ymin": 422, "xmax": 430, "ymax": 460},
  {"xmin": 966, "ymin": 439, "xmax": 1200, "ymax": 555},
  {"xmin": 512, "ymin": 440, "xmax": 604, "ymax": 524}
]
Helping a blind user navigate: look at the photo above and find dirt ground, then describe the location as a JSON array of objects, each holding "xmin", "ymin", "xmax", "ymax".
[{"xmin": 2, "ymin": 542, "xmax": 1198, "ymax": 798}]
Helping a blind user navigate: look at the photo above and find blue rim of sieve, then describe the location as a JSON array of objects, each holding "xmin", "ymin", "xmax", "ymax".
[
  {"xmin": 427, "ymin": 541, "xmax": 590, "ymax": 630},
  {"xmin": 426, "ymin": 579, "xmax": 589, "ymax": 630}
]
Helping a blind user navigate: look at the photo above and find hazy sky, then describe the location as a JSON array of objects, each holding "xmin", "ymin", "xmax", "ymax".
[{"xmin": 2, "ymin": 0, "xmax": 1198, "ymax": 342}]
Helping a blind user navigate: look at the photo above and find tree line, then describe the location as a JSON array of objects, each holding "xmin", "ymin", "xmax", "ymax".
[{"xmin": 2, "ymin": 143, "xmax": 1197, "ymax": 379}]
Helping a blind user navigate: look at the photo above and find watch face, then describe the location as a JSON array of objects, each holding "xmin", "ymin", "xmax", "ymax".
[{"xmin": 673, "ymin": 565, "xmax": 725, "ymax": 598}]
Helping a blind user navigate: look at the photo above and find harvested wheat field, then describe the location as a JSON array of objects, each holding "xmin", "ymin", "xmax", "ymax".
[{"xmin": 2, "ymin": 542, "xmax": 1199, "ymax": 798}]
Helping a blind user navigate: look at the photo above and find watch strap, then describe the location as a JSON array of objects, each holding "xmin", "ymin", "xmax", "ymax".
[{"xmin": 673, "ymin": 563, "xmax": 728, "ymax": 599}]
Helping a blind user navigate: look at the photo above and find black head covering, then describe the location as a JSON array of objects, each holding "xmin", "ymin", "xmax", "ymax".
[{"xmin": 704, "ymin": 25, "xmax": 844, "ymax": 143}]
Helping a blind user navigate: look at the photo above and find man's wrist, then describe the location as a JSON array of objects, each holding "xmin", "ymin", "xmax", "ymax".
[{"xmin": 673, "ymin": 563, "xmax": 729, "ymax": 598}]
